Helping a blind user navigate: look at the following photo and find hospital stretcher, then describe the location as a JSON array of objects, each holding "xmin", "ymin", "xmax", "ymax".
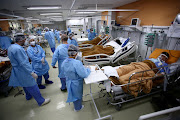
[
  {"xmin": 78, "ymin": 35, "xmax": 112, "ymax": 49},
  {"xmin": 102, "ymin": 63, "xmax": 180, "ymax": 111},
  {"xmin": 82, "ymin": 38, "xmax": 137, "ymax": 65}
]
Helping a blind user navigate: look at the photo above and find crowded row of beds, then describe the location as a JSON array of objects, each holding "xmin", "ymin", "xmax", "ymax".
[{"xmin": 78, "ymin": 35, "xmax": 180, "ymax": 110}]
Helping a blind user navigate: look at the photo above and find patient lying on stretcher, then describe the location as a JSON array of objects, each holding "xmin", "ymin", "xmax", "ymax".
[
  {"xmin": 79, "ymin": 34, "xmax": 106, "ymax": 45},
  {"xmin": 102, "ymin": 52, "xmax": 170, "ymax": 97},
  {"xmin": 80, "ymin": 38, "xmax": 125, "ymax": 57}
]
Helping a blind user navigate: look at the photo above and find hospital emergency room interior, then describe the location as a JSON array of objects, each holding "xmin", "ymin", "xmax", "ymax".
[{"xmin": 0, "ymin": 0, "xmax": 180, "ymax": 120}]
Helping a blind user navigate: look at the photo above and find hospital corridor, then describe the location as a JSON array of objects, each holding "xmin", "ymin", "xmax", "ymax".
[{"xmin": 0, "ymin": 0, "xmax": 180, "ymax": 120}]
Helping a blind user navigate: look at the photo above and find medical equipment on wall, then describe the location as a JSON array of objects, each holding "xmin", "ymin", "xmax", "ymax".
[
  {"xmin": 105, "ymin": 26, "xmax": 109, "ymax": 34},
  {"xmin": 129, "ymin": 18, "xmax": 142, "ymax": 31},
  {"xmin": 144, "ymin": 33, "xmax": 155, "ymax": 47},
  {"xmin": 144, "ymin": 32, "xmax": 156, "ymax": 58},
  {"xmin": 167, "ymin": 13, "xmax": 180, "ymax": 38},
  {"xmin": 158, "ymin": 30, "xmax": 166, "ymax": 41}
]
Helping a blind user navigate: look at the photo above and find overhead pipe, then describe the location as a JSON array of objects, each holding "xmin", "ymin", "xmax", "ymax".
[
  {"xmin": 0, "ymin": 18, "xmax": 25, "ymax": 21},
  {"xmin": 67, "ymin": 0, "xmax": 76, "ymax": 19},
  {"xmin": 70, "ymin": 0, "xmax": 76, "ymax": 11},
  {"xmin": 0, "ymin": 13, "xmax": 21, "ymax": 18}
]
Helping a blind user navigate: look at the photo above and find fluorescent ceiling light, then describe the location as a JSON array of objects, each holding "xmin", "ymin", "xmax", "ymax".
[
  {"xmin": 40, "ymin": 13, "xmax": 62, "ymax": 16},
  {"xmin": 26, "ymin": 18, "xmax": 39, "ymax": 20},
  {"xmin": 74, "ymin": 9, "xmax": 139, "ymax": 12},
  {"xmin": 76, "ymin": 12, "xmax": 96, "ymax": 14},
  {"xmin": 47, "ymin": 16, "xmax": 62, "ymax": 18},
  {"xmin": 27, "ymin": 6, "xmax": 61, "ymax": 10},
  {"xmin": 50, "ymin": 18, "xmax": 63, "ymax": 20}
]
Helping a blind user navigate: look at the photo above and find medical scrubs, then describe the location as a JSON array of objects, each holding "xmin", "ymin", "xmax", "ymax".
[
  {"xmin": 67, "ymin": 28, "xmax": 72, "ymax": 34},
  {"xmin": 67, "ymin": 38, "xmax": 78, "ymax": 46},
  {"xmin": 51, "ymin": 44, "xmax": 69, "ymax": 90},
  {"xmin": 27, "ymin": 45, "xmax": 50, "ymax": 85},
  {"xmin": 61, "ymin": 58, "xmax": 90, "ymax": 110},
  {"xmin": 36, "ymin": 30, "xmax": 41, "ymax": 35},
  {"xmin": 55, "ymin": 31, "xmax": 60, "ymax": 43},
  {"xmin": 88, "ymin": 32, "xmax": 96, "ymax": 41},
  {"xmin": 8, "ymin": 44, "xmax": 45, "ymax": 106},
  {"xmin": 45, "ymin": 31, "xmax": 56, "ymax": 53},
  {"xmin": 0, "ymin": 36, "xmax": 12, "ymax": 49}
]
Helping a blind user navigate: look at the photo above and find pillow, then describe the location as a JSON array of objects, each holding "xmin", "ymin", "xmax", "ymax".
[{"xmin": 149, "ymin": 48, "xmax": 180, "ymax": 64}]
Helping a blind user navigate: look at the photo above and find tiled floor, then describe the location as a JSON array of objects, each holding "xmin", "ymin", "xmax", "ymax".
[{"xmin": 0, "ymin": 42, "xmax": 156, "ymax": 120}]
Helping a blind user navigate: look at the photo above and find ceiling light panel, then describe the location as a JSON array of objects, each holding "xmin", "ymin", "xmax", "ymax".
[
  {"xmin": 74, "ymin": 9, "xmax": 139, "ymax": 12},
  {"xmin": 76, "ymin": 12, "xmax": 96, "ymax": 14},
  {"xmin": 46, "ymin": 16, "xmax": 62, "ymax": 18},
  {"xmin": 27, "ymin": 6, "xmax": 61, "ymax": 10},
  {"xmin": 40, "ymin": 13, "xmax": 62, "ymax": 16}
]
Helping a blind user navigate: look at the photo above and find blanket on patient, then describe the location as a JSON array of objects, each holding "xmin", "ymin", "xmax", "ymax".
[
  {"xmin": 81, "ymin": 45, "xmax": 114, "ymax": 56},
  {"xmin": 110, "ymin": 62, "xmax": 156, "ymax": 97},
  {"xmin": 80, "ymin": 37, "xmax": 102, "ymax": 45}
]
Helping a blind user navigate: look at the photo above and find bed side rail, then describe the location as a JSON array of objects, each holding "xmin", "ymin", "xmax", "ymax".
[
  {"xmin": 78, "ymin": 44, "xmax": 94, "ymax": 49},
  {"xmin": 97, "ymin": 35, "xmax": 112, "ymax": 45},
  {"xmin": 83, "ymin": 54, "xmax": 111, "ymax": 65},
  {"xmin": 114, "ymin": 41, "xmax": 135, "ymax": 57}
]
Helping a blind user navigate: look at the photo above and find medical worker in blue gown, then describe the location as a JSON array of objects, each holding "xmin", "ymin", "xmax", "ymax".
[
  {"xmin": 61, "ymin": 45, "xmax": 91, "ymax": 111},
  {"xmin": 44, "ymin": 27, "xmax": 56, "ymax": 53},
  {"xmin": 36, "ymin": 29, "xmax": 41, "ymax": 36},
  {"xmin": 8, "ymin": 34, "xmax": 50, "ymax": 106},
  {"xmin": 51, "ymin": 35, "xmax": 69, "ymax": 91},
  {"xmin": 0, "ymin": 35, "xmax": 12, "ymax": 50},
  {"xmin": 88, "ymin": 28, "xmax": 97, "ymax": 41},
  {"xmin": 67, "ymin": 26, "xmax": 72, "ymax": 35},
  {"xmin": 27, "ymin": 38, "xmax": 53, "ymax": 89},
  {"xmin": 67, "ymin": 33, "xmax": 78, "ymax": 47},
  {"xmin": 55, "ymin": 29, "xmax": 60, "ymax": 43}
]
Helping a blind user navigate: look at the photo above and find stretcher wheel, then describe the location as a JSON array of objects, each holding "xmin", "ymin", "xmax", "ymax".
[{"xmin": 115, "ymin": 104, "xmax": 122, "ymax": 111}]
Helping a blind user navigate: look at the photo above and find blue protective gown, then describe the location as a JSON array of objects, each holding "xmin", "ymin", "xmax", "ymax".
[
  {"xmin": 88, "ymin": 32, "xmax": 97, "ymax": 41},
  {"xmin": 0, "ymin": 36, "xmax": 12, "ymax": 49},
  {"xmin": 45, "ymin": 31, "xmax": 56, "ymax": 48},
  {"xmin": 51, "ymin": 44, "xmax": 69, "ymax": 78},
  {"xmin": 55, "ymin": 31, "xmax": 60, "ymax": 43},
  {"xmin": 67, "ymin": 38, "xmax": 78, "ymax": 46},
  {"xmin": 8, "ymin": 44, "xmax": 37, "ymax": 87},
  {"xmin": 61, "ymin": 58, "xmax": 91, "ymax": 103},
  {"xmin": 67, "ymin": 28, "xmax": 72, "ymax": 34},
  {"xmin": 149, "ymin": 58, "xmax": 170, "ymax": 73},
  {"xmin": 36, "ymin": 30, "xmax": 41, "ymax": 35},
  {"xmin": 27, "ymin": 45, "xmax": 50, "ymax": 76}
]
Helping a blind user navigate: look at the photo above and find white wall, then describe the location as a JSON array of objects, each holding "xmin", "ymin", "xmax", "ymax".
[
  {"xmin": 42, "ymin": 21, "xmax": 66, "ymax": 30},
  {"xmin": 66, "ymin": 19, "xmax": 84, "ymax": 26}
]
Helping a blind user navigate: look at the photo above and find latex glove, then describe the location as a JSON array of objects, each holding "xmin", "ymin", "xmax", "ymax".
[
  {"xmin": 31, "ymin": 72, "xmax": 38, "ymax": 79},
  {"xmin": 41, "ymin": 57, "xmax": 45, "ymax": 64}
]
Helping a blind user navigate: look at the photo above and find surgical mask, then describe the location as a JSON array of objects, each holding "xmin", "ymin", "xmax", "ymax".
[{"xmin": 30, "ymin": 41, "xmax": 36, "ymax": 46}]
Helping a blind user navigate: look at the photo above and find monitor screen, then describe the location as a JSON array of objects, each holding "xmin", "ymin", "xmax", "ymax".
[{"xmin": 131, "ymin": 19, "xmax": 138, "ymax": 25}]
